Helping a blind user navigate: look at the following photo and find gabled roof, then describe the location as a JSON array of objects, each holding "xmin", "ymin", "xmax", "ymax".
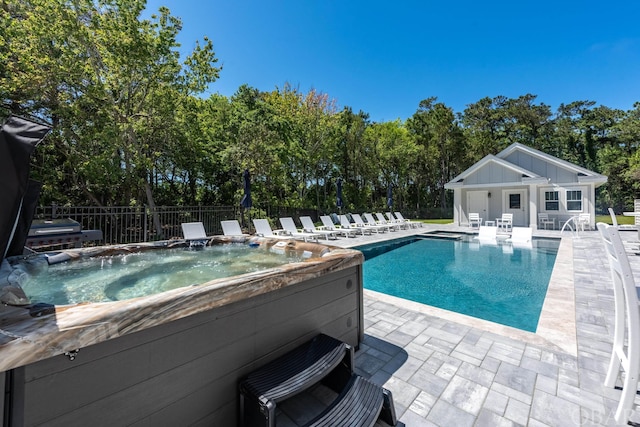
[
  {"xmin": 496, "ymin": 143, "xmax": 607, "ymax": 183},
  {"xmin": 444, "ymin": 154, "xmax": 543, "ymax": 189},
  {"xmin": 445, "ymin": 143, "xmax": 607, "ymax": 189}
]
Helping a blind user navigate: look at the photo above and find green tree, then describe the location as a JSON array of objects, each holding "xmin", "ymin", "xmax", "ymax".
[
  {"xmin": 408, "ymin": 98, "xmax": 464, "ymax": 210},
  {"xmin": 2, "ymin": 0, "xmax": 221, "ymax": 215}
]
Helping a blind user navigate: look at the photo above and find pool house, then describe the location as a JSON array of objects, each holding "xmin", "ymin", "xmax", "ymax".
[{"xmin": 445, "ymin": 143, "xmax": 608, "ymax": 230}]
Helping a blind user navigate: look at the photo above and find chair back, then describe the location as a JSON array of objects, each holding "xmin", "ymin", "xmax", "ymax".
[
  {"xmin": 598, "ymin": 222, "xmax": 640, "ymax": 346},
  {"xmin": 375, "ymin": 212, "xmax": 387, "ymax": 223},
  {"xmin": 181, "ymin": 222, "xmax": 207, "ymax": 240},
  {"xmin": 477, "ymin": 225, "xmax": 497, "ymax": 240},
  {"xmin": 364, "ymin": 213, "xmax": 377, "ymax": 224},
  {"xmin": 351, "ymin": 213, "xmax": 366, "ymax": 226},
  {"xmin": 279, "ymin": 217, "xmax": 298, "ymax": 233},
  {"xmin": 608, "ymin": 208, "xmax": 619, "ymax": 227},
  {"xmin": 501, "ymin": 213, "xmax": 513, "ymax": 222},
  {"xmin": 299, "ymin": 216, "xmax": 316, "ymax": 231},
  {"xmin": 253, "ymin": 219, "xmax": 274, "ymax": 237},
  {"xmin": 469, "ymin": 213, "xmax": 480, "ymax": 220},
  {"xmin": 320, "ymin": 215, "xmax": 335, "ymax": 230},
  {"xmin": 394, "ymin": 212, "xmax": 406, "ymax": 221},
  {"xmin": 221, "ymin": 220, "xmax": 244, "ymax": 236},
  {"xmin": 339, "ymin": 215, "xmax": 352, "ymax": 228},
  {"xmin": 598, "ymin": 223, "xmax": 636, "ymax": 299},
  {"xmin": 538, "ymin": 213, "xmax": 548, "ymax": 222},
  {"xmin": 511, "ymin": 226, "xmax": 532, "ymax": 243},
  {"xmin": 598, "ymin": 222, "xmax": 640, "ymax": 423}
]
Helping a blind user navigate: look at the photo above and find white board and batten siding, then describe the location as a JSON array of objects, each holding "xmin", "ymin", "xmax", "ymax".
[{"xmin": 503, "ymin": 151, "xmax": 576, "ymax": 184}]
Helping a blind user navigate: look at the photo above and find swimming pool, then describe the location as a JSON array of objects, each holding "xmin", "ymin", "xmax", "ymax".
[{"xmin": 357, "ymin": 235, "xmax": 559, "ymax": 332}]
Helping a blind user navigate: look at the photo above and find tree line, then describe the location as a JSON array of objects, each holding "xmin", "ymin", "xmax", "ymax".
[{"xmin": 2, "ymin": 0, "xmax": 639, "ymax": 217}]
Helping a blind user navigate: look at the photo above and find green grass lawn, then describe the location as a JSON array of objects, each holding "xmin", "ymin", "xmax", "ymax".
[
  {"xmin": 420, "ymin": 218, "xmax": 453, "ymax": 224},
  {"xmin": 596, "ymin": 215, "xmax": 635, "ymax": 225}
]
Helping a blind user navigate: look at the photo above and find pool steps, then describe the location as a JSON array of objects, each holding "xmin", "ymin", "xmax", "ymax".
[{"xmin": 239, "ymin": 333, "xmax": 397, "ymax": 426}]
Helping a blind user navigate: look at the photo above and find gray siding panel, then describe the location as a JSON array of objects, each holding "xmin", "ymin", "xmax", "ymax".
[
  {"xmin": 504, "ymin": 151, "xmax": 578, "ymax": 184},
  {"xmin": 11, "ymin": 267, "xmax": 361, "ymax": 427},
  {"xmin": 468, "ymin": 165, "xmax": 522, "ymax": 185}
]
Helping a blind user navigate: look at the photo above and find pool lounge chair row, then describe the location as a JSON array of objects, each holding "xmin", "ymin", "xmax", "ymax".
[{"xmin": 218, "ymin": 212, "xmax": 422, "ymax": 242}]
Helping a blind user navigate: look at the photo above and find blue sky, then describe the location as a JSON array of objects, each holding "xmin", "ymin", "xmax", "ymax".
[{"xmin": 144, "ymin": 0, "xmax": 640, "ymax": 122}]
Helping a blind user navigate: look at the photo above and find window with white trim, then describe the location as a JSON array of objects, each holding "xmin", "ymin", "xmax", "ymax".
[
  {"xmin": 544, "ymin": 191, "xmax": 559, "ymax": 211},
  {"xmin": 566, "ymin": 190, "xmax": 582, "ymax": 211}
]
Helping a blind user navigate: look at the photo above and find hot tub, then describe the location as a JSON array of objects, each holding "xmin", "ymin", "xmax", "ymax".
[{"xmin": 0, "ymin": 236, "xmax": 364, "ymax": 426}]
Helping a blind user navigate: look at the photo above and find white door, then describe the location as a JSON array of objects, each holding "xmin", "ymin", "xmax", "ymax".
[
  {"xmin": 467, "ymin": 191, "xmax": 489, "ymax": 224},
  {"xmin": 503, "ymin": 190, "xmax": 527, "ymax": 226}
]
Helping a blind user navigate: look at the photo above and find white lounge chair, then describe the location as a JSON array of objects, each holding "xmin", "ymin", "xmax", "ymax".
[
  {"xmin": 252, "ymin": 219, "xmax": 292, "ymax": 240},
  {"xmin": 385, "ymin": 212, "xmax": 408, "ymax": 229},
  {"xmin": 394, "ymin": 212, "xmax": 422, "ymax": 228},
  {"xmin": 598, "ymin": 223, "xmax": 640, "ymax": 425},
  {"xmin": 469, "ymin": 213, "xmax": 482, "ymax": 229},
  {"xmin": 364, "ymin": 213, "xmax": 394, "ymax": 232},
  {"xmin": 351, "ymin": 213, "xmax": 388, "ymax": 233},
  {"xmin": 507, "ymin": 226, "xmax": 533, "ymax": 249},
  {"xmin": 279, "ymin": 217, "xmax": 320, "ymax": 242},
  {"xmin": 221, "ymin": 220, "xmax": 249, "ymax": 237},
  {"xmin": 474, "ymin": 225, "xmax": 498, "ymax": 245},
  {"xmin": 320, "ymin": 215, "xmax": 355, "ymax": 238},
  {"xmin": 374, "ymin": 212, "xmax": 399, "ymax": 231},
  {"xmin": 299, "ymin": 216, "xmax": 338, "ymax": 240},
  {"xmin": 339, "ymin": 215, "xmax": 371, "ymax": 236},
  {"xmin": 181, "ymin": 222, "xmax": 208, "ymax": 247}
]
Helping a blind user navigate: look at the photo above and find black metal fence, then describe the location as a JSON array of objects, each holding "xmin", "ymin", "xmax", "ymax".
[
  {"xmin": 34, "ymin": 205, "xmax": 238, "ymax": 245},
  {"xmin": 33, "ymin": 203, "xmax": 450, "ymax": 247}
]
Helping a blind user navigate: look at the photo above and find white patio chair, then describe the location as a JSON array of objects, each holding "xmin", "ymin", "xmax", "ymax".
[
  {"xmin": 469, "ymin": 213, "xmax": 482, "ymax": 229},
  {"xmin": 299, "ymin": 216, "xmax": 338, "ymax": 240},
  {"xmin": 597, "ymin": 222, "xmax": 640, "ymax": 425},
  {"xmin": 181, "ymin": 222, "xmax": 209, "ymax": 247},
  {"xmin": 252, "ymin": 219, "xmax": 292, "ymax": 240},
  {"xmin": 220, "ymin": 220, "xmax": 249, "ymax": 237},
  {"xmin": 578, "ymin": 213, "xmax": 591, "ymax": 231},
  {"xmin": 352, "ymin": 213, "xmax": 388, "ymax": 233},
  {"xmin": 278, "ymin": 217, "xmax": 320, "ymax": 242},
  {"xmin": 496, "ymin": 213, "xmax": 513, "ymax": 233},
  {"xmin": 537, "ymin": 213, "xmax": 555, "ymax": 230}
]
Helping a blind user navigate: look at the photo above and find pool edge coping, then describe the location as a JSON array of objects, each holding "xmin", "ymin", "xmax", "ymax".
[{"xmin": 362, "ymin": 230, "xmax": 578, "ymax": 357}]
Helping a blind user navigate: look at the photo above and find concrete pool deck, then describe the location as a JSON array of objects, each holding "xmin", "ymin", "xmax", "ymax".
[{"xmin": 324, "ymin": 223, "xmax": 639, "ymax": 426}]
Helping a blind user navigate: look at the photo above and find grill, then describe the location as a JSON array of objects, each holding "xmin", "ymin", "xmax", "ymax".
[{"xmin": 26, "ymin": 218, "xmax": 103, "ymax": 249}]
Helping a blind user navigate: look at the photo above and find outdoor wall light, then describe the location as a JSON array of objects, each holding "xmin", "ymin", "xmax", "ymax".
[{"xmin": 488, "ymin": 192, "xmax": 491, "ymax": 198}]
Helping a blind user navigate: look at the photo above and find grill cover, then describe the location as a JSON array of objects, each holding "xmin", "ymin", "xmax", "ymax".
[{"xmin": 0, "ymin": 115, "xmax": 51, "ymax": 261}]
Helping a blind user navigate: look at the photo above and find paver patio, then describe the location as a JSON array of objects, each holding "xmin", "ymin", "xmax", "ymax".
[{"xmin": 326, "ymin": 223, "xmax": 639, "ymax": 426}]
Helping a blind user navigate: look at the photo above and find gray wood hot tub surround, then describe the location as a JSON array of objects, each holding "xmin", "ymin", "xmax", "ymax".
[{"xmin": 0, "ymin": 236, "xmax": 364, "ymax": 426}]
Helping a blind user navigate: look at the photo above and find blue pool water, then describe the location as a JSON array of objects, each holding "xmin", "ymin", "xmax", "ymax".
[{"xmin": 358, "ymin": 236, "xmax": 559, "ymax": 332}]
